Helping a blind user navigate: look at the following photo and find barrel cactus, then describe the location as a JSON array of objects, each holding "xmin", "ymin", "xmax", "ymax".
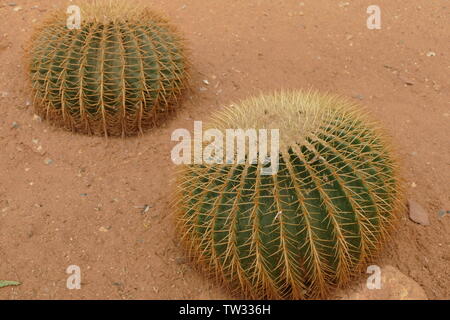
[
  {"xmin": 29, "ymin": 0, "xmax": 188, "ymax": 136},
  {"xmin": 175, "ymin": 91, "xmax": 404, "ymax": 299}
]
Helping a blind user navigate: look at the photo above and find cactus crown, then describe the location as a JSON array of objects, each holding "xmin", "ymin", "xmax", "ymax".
[
  {"xmin": 208, "ymin": 91, "xmax": 372, "ymax": 151},
  {"xmin": 29, "ymin": 0, "xmax": 189, "ymax": 136},
  {"xmin": 80, "ymin": 0, "xmax": 144, "ymax": 23},
  {"xmin": 175, "ymin": 91, "xmax": 404, "ymax": 299}
]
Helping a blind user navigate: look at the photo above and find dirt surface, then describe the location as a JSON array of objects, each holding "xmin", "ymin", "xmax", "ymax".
[{"xmin": 0, "ymin": 0, "xmax": 449, "ymax": 299}]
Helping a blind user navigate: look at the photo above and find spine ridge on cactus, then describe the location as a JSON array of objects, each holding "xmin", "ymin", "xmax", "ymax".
[
  {"xmin": 175, "ymin": 90, "xmax": 404, "ymax": 299},
  {"xmin": 29, "ymin": 0, "xmax": 189, "ymax": 136}
]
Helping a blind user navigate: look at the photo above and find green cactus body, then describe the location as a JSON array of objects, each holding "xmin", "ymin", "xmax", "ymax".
[
  {"xmin": 30, "ymin": 1, "xmax": 188, "ymax": 136},
  {"xmin": 175, "ymin": 91, "xmax": 404, "ymax": 299}
]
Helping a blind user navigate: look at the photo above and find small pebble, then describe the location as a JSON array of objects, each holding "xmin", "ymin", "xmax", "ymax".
[
  {"xmin": 408, "ymin": 200, "xmax": 430, "ymax": 226},
  {"xmin": 99, "ymin": 226, "xmax": 109, "ymax": 233},
  {"xmin": 439, "ymin": 210, "xmax": 450, "ymax": 218},
  {"xmin": 399, "ymin": 74, "xmax": 415, "ymax": 86},
  {"xmin": 433, "ymin": 83, "xmax": 441, "ymax": 91},
  {"xmin": 44, "ymin": 158, "xmax": 53, "ymax": 165},
  {"xmin": 426, "ymin": 51, "xmax": 436, "ymax": 57},
  {"xmin": 11, "ymin": 121, "xmax": 19, "ymax": 129},
  {"xmin": 12, "ymin": 6, "xmax": 22, "ymax": 11}
]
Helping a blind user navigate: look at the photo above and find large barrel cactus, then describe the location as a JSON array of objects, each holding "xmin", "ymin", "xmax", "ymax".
[
  {"xmin": 175, "ymin": 91, "xmax": 404, "ymax": 299},
  {"xmin": 29, "ymin": 1, "xmax": 188, "ymax": 136}
]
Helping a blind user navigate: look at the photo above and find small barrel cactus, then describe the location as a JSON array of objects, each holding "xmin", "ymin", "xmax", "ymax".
[
  {"xmin": 175, "ymin": 91, "xmax": 404, "ymax": 299},
  {"xmin": 29, "ymin": 1, "xmax": 188, "ymax": 136}
]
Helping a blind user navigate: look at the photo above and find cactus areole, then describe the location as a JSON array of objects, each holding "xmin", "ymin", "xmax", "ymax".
[
  {"xmin": 175, "ymin": 91, "xmax": 404, "ymax": 299},
  {"xmin": 29, "ymin": 1, "xmax": 188, "ymax": 136}
]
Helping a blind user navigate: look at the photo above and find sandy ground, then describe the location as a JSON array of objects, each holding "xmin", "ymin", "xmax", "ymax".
[{"xmin": 0, "ymin": 0, "xmax": 449, "ymax": 299}]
